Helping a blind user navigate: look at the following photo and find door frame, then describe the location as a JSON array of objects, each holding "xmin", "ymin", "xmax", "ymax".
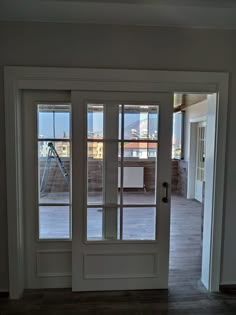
[{"xmin": 4, "ymin": 67, "xmax": 228, "ymax": 298}]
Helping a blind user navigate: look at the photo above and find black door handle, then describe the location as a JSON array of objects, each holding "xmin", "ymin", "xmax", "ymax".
[{"xmin": 162, "ymin": 182, "xmax": 169, "ymax": 203}]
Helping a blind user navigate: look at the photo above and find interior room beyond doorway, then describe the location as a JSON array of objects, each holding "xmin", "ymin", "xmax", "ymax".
[{"xmin": 170, "ymin": 93, "xmax": 214, "ymax": 289}]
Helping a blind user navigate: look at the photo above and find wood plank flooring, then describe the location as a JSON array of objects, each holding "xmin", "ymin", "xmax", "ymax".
[
  {"xmin": 1, "ymin": 286, "xmax": 236, "ymax": 314},
  {"xmin": 169, "ymin": 195, "xmax": 202, "ymax": 288},
  {"xmin": 1, "ymin": 195, "xmax": 236, "ymax": 314}
]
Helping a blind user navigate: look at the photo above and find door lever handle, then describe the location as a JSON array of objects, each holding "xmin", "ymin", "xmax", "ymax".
[{"xmin": 162, "ymin": 182, "xmax": 169, "ymax": 203}]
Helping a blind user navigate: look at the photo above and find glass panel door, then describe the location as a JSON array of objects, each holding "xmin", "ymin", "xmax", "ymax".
[
  {"xmin": 72, "ymin": 91, "xmax": 173, "ymax": 292},
  {"xmin": 22, "ymin": 91, "xmax": 72, "ymax": 289}
]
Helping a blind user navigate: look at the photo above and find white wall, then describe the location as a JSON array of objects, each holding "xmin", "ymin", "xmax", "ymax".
[{"xmin": 0, "ymin": 22, "xmax": 235, "ymax": 290}]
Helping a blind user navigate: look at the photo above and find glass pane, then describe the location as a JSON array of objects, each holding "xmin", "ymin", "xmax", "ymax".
[
  {"xmin": 123, "ymin": 141, "xmax": 157, "ymax": 159},
  {"xmin": 172, "ymin": 112, "xmax": 183, "ymax": 159},
  {"xmin": 55, "ymin": 112, "xmax": 70, "ymax": 138},
  {"xmin": 87, "ymin": 142, "xmax": 120, "ymax": 205},
  {"xmin": 87, "ymin": 141, "xmax": 104, "ymax": 204},
  {"xmin": 87, "ymin": 104, "xmax": 104, "ymax": 139},
  {"xmin": 39, "ymin": 206, "xmax": 70, "ymax": 239},
  {"xmin": 121, "ymin": 142, "xmax": 157, "ymax": 205},
  {"xmin": 38, "ymin": 104, "xmax": 70, "ymax": 139},
  {"xmin": 122, "ymin": 105, "xmax": 159, "ymax": 140},
  {"xmin": 39, "ymin": 141, "xmax": 70, "ymax": 204},
  {"xmin": 122, "ymin": 207, "xmax": 156, "ymax": 240},
  {"xmin": 118, "ymin": 104, "xmax": 122, "ymax": 140},
  {"xmin": 117, "ymin": 208, "xmax": 120, "ymax": 240},
  {"xmin": 87, "ymin": 207, "xmax": 103, "ymax": 240}
]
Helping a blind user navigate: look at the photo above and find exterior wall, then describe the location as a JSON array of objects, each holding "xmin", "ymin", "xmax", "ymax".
[
  {"xmin": 171, "ymin": 160, "xmax": 188, "ymax": 197},
  {"xmin": 177, "ymin": 160, "xmax": 188, "ymax": 198},
  {"xmin": 40, "ymin": 159, "xmax": 70, "ymax": 193},
  {"xmin": 0, "ymin": 22, "xmax": 236, "ymax": 289},
  {"xmin": 171, "ymin": 160, "xmax": 179, "ymax": 192},
  {"xmin": 40, "ymin": 159, "xmax": 179, "ymax": 193}
]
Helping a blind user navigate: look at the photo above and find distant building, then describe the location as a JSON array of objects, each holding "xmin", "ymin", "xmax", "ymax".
[
  {"xmin": 123, "ymin": 142, "xmax": 157, "ymax": 159},
  {"xmin": 39, "ymin": 140, "xmax": 70, "ymax": 158},
  {"xmin": 87, "ymin": 141, "xmax": 103, "ymax": 159}
]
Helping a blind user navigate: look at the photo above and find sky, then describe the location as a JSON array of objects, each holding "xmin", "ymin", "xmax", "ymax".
[
  {"xmin": 88, "ymin": 112, "xmax": 158, "ymax": 139},
  {"xmin": 38, "ymin": 112, "xmax": 70, "ymax": 138},
  {"xmin": 38, "ymin": 111, "xmax": 156, "ymax": 139},
  {"xmin": 38, "ymin": 110, "xmax": 182, "ymax": 143}
]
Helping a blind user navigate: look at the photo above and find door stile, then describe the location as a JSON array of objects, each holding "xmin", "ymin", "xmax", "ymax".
[
  {"xmin": 103, "ymin": 103, "xmax": 119, "ymax": 240},
  {"xmin": 156, "ymin": 93, "xmax": 173, "ymax": 287},
  {"xmin": 71, "ymin": 91, "xmax": 86, "ymax": 290}
]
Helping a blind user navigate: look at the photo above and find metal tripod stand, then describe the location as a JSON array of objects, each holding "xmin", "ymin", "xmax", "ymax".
[{"xmin": 40, "ymin": 142, "xmax": 69, "ymax": 194}]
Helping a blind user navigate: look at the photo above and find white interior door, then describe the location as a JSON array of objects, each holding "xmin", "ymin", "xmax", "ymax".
[
  {"xmin": 195, "ymin": 121, "xmax": 206, "ymax": 202},
  {"xmin": 22, "ymin": 90, "xmax": 72, "ymax": 289},
  {"xmin": 72, "ymin": 91, "xmax": 173, "ymax": 291}
]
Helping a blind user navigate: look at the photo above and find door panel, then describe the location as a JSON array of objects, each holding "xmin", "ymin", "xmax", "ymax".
[
  {"xmin": 22, "ymin": 91, "xmax": 72, "ymax": 288},
  {"xmin": 72, "ymin": 91, "xmax": 173, "ymax": 291},
  {"xmin": 195, "ymin": 121, "xmax": 206, "ymax": 202}
]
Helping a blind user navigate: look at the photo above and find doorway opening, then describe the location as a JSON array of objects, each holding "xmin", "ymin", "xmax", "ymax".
[{"xmin": 170, "ymin": 93, "xmax": 216, "ymax": 290}]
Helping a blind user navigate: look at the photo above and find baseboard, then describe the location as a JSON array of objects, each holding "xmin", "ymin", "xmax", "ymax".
[{"xmin": 220, "ymin": 284, "xmax": 236, "ymax": 293}]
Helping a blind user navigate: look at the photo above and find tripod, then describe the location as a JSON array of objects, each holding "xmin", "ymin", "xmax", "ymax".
[{"xmin": 40, "ymin": 142, "xmax": 69, "ymax": 194}]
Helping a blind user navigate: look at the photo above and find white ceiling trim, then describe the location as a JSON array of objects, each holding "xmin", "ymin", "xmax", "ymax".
[
  {"xmin": 1, "ymin": 0, "xmax": 236, "ymax": 29},
  {"xmin": 43, "ymin": 0, "xmax": 236, "ymax": 8}
]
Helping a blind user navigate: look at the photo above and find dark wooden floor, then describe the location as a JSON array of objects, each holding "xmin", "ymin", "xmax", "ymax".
[
  {"xmin": 1, "ymin": 287, "xmax": 236, "ymax": 314},
  {"xmin": 169, "ymin": 195, "xmax": 202, "ymax": 288},
  {"xmin": 1, "ymin": 195, "xmax": 236, "ymax": 314}
]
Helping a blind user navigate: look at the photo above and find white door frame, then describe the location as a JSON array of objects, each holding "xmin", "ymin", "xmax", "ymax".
[{"xmin": 4, "ymin": 67, "xmax": 228, "ymax": 298}]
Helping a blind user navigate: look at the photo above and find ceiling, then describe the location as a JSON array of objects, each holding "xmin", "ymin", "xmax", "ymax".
[{"xmin": 1, "ymin": 0, "xmax": 236, "ymax": 29}]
